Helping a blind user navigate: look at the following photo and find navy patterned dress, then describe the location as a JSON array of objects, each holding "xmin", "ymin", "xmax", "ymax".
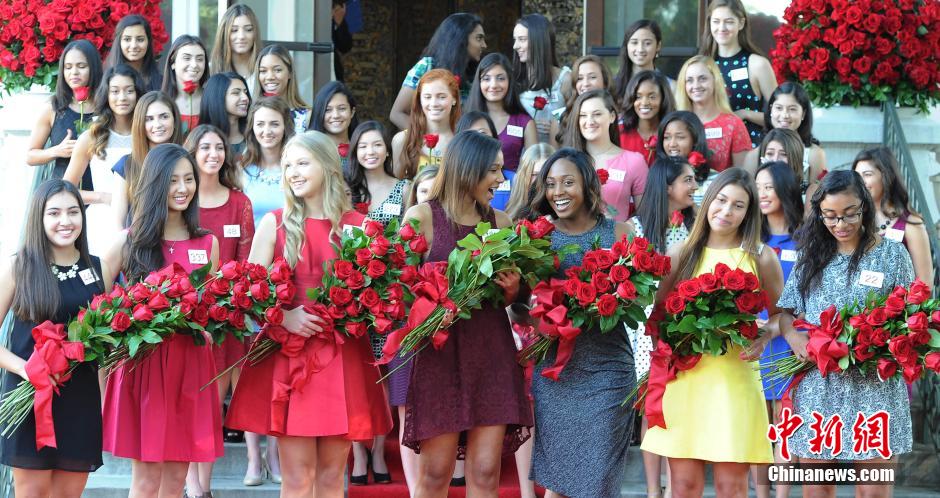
[{"xmin": 715, "ymin": 50, "xmax": 763, "ymax": 147}]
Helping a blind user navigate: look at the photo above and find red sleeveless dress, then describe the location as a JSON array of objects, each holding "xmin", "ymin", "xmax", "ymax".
[
  {"xmin": 101, "ymin": 234, "xmax": 224, "ymax": 462},
  {"xmin": 226, "ymin": 210, "xmax": 392, "ymax": 439}
]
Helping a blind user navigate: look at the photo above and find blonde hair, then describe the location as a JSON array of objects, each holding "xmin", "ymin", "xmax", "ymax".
[
  {"xmin": 506, "ymin": 143, "xmax": 555, "ymax": 220},
  {"xmin": 675, "ymin": 55, "xmax": 733, "ymax": 114},
  {"xmin": 406, "ymin": 166, "xmax": 439, "ymax": 209},
  {"xmin": 211, "ymin": 5, "xmax": 260, "ymax": 76},
  {"xmin": 280, "ymin": 131, "xmax": 350, "ymax": 267}
]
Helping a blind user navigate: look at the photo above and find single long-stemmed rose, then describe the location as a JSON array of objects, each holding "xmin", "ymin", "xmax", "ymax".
[
  {"xmin": 424, "ymin": 134, "xmax": 440, "ymax": 167},
  {"xmin": 73, "ymin": 86, "xmax": 90, "ymax": 134},
  {"xmin": 182, "ymin": 80, "xmax": 198, "ymax": 130}
]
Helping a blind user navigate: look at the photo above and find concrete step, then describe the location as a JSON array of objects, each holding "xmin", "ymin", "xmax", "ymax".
[
  {"xmin": 83, "ymin": 475, "xmax": 281, "ymax": 498},
  {"xmin": 96, "ymin": 442, "xmax": 267, "ymax": 478}
]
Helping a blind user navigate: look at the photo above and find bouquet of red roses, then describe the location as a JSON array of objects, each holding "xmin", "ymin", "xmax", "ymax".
[
  {"xmin": 763, "ymin": 279, "xmax": 940, "ymax": 410},
  {"xmin": 519, "ymin": 236, "xmax": 671, "ymax": 381},
  {"xmin": 630, "ymin": 263, "xmax": 769, "ymax": 428}
]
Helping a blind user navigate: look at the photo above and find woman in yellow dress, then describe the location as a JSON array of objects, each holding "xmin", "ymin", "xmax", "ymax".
[{"xmin": 642, "ymin": 168, "xmax": 784, "ymax": 498}]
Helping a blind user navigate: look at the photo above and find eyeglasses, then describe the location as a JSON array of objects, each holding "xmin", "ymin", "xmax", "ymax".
[{"xmin": 820, "ymin": 213, "xmax": 862, "ymax": 226}]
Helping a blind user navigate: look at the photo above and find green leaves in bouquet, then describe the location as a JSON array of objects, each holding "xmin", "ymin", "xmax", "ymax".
[
  {"xmin": 66, "ymin": 320, "xmax": 118, "ymax": 364},
  {"xmin": 188, "ymin": 263, "xmax": 213, "ymax": 288}
]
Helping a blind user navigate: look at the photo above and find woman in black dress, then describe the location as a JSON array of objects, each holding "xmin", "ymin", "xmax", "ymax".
[{"xmin": 0, "ymin": 179, "xmax": 116, "ymax": 497}]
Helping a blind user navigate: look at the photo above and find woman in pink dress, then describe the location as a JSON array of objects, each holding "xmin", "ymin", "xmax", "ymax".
[
  {"xmin": 226, "ymin": 130, "xmax": 391, "ymax": 497},
  {"xmin": 101, "ymin": 143, "xmax": 223, "ymax": 498}
]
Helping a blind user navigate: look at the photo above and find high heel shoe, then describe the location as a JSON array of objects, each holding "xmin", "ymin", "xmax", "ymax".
[
  {"xmin": 263, "ymin": 450, "xmax": 282, "ymax": 484},
  {"xmin": 242, "ymin": 464, "xmax": 266, "ymax": 487},
  {"xmin": 371, "ymin": 452, "xmax": 392, "ymax": 484},
  {"xmin": 350, "ymin": 448, "xmax": 371, "ymax": 485}
]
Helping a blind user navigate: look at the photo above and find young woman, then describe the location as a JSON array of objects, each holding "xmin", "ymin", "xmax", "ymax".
[
  {"xmin": 27, "ymin": 40, "xmax": 102, "ymax": 186},
  {"xmin": 853, "ymin": 147, "xmax": 934, "ymax": 285},
  {"xmin": 225, "ymin": 131, "xmax": 392, "ymax": 497},
  {"xmin": 101, "ymin": 144, "xmax": 223, "ymax": 498},
  {"xmin": 655, "ymin": 111, "xmax": 710, "ymax": 180},
  {"xmin": 676, "ymin": 56, "xmax": 751, "ymax": 173},
  {"xmin": 774, "ymin": 170, "xmax": 914, "ymax": 498},
  {"xmin": 512, "ymin": 13, "xmax": 571, "ymax": 125},
  {"xmin": 400, "ymin": 131, "xmax": 531, "ymax": 496},
  {"xmin": 392, "ymin": 69, "xmax": 461, "ymax": 180},
  {"xmin": 199, "ymin": 72, "xmax": 251, "ymax": 157},
  {"xmin": 642, "ymin": 168, "xmax": 784, "ymax": 498},
  {"xmin": 0, "ymin": 180, "xmax": 110, "ymax": 498},
  {"xmin": 210, "ymin": 4, "xmax": 260, "ymax": 80},
  {"xmin": 465, "ymin": 52, "xmax": 538, "ymax": 170},
  {"xmin": 629, "ymin": 156, "xmax": 697, "ymax": 498},
  {"xmin": 620, "ymin": 70, "xmax": 676, "ymax": 165},
  {"xmin": 309, "ymin": 81, "xmax": 359, "ymax": 166},
  {"xmin": 255, "ymin": 44, "xmax": 312, "ymax": 133},
  {"xmin": 160, "ymin": 35, "xmax": 209, "ymax": 134},
  {"xmin": 527, "ymin": 148, "xmax": 634, "ymax": 498},
  {"xmin": 104, "ymin": 14, "xmax": 163, "ymax": 92},
  {"xmin": 456, "ymin": 110, "xmax": 498, "ymax": 137},
  {"xmin": 505, "ymin": 143, "xmax": 555, "ymax": 221},
  {"xmin": 111, "ymin": 91, "xmax": 183, "ymax": 230},
  {"xmin": 750, "ymin": 129, "xmax": 805, "ymax": 187},
  {"xmin": 63, "ymin": 66, "xmax": 142, "ymax": 256},
  {"xmin": 389, "ymin": 13, "xmax": 485, "ymax": 130},
  {"xmin": 563, "ymin": 89, "xmax": 647, "ymax": 221},
  {"xmin": 700, "ymin": 0, "xmax": 778, "ymax": 147},
  {"xmin": 612, "ymin": 20, "xmax": 671, "ymax": 103},
  {"xmin": 555, "ymin": 55, "xmax": 614, "ymax": 146}
]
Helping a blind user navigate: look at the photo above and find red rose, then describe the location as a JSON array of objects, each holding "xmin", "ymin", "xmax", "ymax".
[
  {"xmin": 906, "ymin": 279, "xmax": 930, "ymax": 305},
  {"xmin": 866, "ymin": 307, "xmax": 888, "ymax": 326},
  {"xmin": 533, "ymin": 96, "xmax": 548, "ymax": 110},
  {"xmin": 907, "ymin": 311, "xmax": 929, "ymax": 334},
  {"xmin": 182, "ymin": 80, "xmax": 198, "ymax": 95},
  {"xmin": 90, "ymin": 294, "xmax": 106, "ymax": 311},
  {"xmin": 387, "ymin": 283, "xmax": 404, "ymax": 302},
  {"xmin": 209, "ymin": 305, "xmax": 229, "ymax": 322},
  {"xmin": 355, "ymin": 248, "xmax": 373, "ymax": 266},
  {"xmin": 664, "ymin": 293, "xmax": 687, "ymax": 314},
  {"xmin": 888, "ymin": 334, "xmax": 917, "ymax": 366},
  {"xmin": 355, "ymin": 202, "xmax": 370, "ymax": 214},
  {"xmin": 359, "ymin": 288, "xmax": 382, "ymax": 312},
  {"xmin": 345, "ymin": 271, "xmax": 366, "ymax": 290},
  {"xmin": 596, "ymin": 294, "xmax": 618, "ymax": 317},
  {"xmin": 333, "ymin": 260, "xmax": 354, "ymax": 280},
  {"xmin": 678, "ymin": 279, "xmax": 702, "ymax": 300},
  {"xmin": 246, "ymin": 263, "xmax": 268, "ymax": 281},
  {"xmin": 871, "ymin": 327, "xmax": 890, "ymax": 347},
  {"xmin": 369, "ymin": 235, "xmax": 391, "ymax": 256},
  {"xmin": 582, "ymin": 254, "xmax": 599, "ymax": 272},
  {"xmin": 743, "ymin": 273, "xmax": 759, "ymax": 292},
  {"xmin": 409, "ymin": 234, "xmax": 429, "ymax": 254},
  {"xmin": 250, "ymin": 281, "xmax": 271, "ymax": 301},
  {"xmin": 576, "ymin": 282, "xmax": 598, "ymax": 307},
  {"xmin": 629, "ymin": 237, "xmax": 650, "ymax": 254},
  {"xmin": 347, "ymin": 321, "xmax": 368, "ymax": 338},
  {"xmin": 877, "ymin": 358, "xmax": 898, "ymax": 381},
  {"xmin": 853, "ymin": 343, "xmax": 875, "ymax": 362},
  {"xmin": 389, "ymin": 244, "xmax": 406, "ymax": 266},
  {"xmin": 609, "ymin": 265, "xmax": 631, "ymax": 283},
  {"xmin": 902, "ymin": 363, "xmax": 923, "ymax": 384},
  {"xmin": 228, "ymin": 310, "xmax": 246, "ymax": 329},
  {"xmin": 909, "ymin": 329, "xmax": 931, "ymax": 347},
  {"xmin": 925, "ymin": 352, "xmax": 940, "ymax": 373},
  {"xmin": 374, "ymin": 316, "xmax": 394, "ymax": 334},
  {"xmin": 698, "ymin": 273, "xmax": 719, "ymax": 293},
  {"xmin": 337, "ymin": 143, "xmax": 350, "ymax": 158},
  {"xmin": 189, "ymin": 304, "xmax": 209, "ymax": 326},
  {"xmin": 669, "ymin": 210, "xmax": 683, "ymax": 227},
  {"xmin": 722, "ymin": 270, "xmax": 747, "ymax": 291},
  {"xmin": 207, "ymin": 278, "xmax": 230, "ymax": 296},
  {"xmin": 384, "ymin": 301, "xmax": 405, "ymax": 320},
  {"xmin": 594, "ymin": 251, "xmax": 616, "ymax": 270},
  {"xmin": 400, "ymin": 265, "xmax": 419, "ymax": 284},
  {"xmin": 852, "ymin": 56, "xmax": 873, "ymax": 75},
  {"xmin": 596, "ymin": 168, "xmax": 609, "ymax": 185},
  {"xmin": 329, "ymin": 287, "xmax": 353, "ymax": 306},
  {"xmin": 845, "ymin": 6, "xmax": 863, "ymax": 25},
  {"xmin": 616, "ymin": 280, "xmax": 637, "ymax": 300},
  {"xmin": 424, "ymin": 134, "xmax": 440, "ymax": 149},
  {"xmin": 364, "ymin": 220, "xmax": 384, "ymax": 237},
  {"xmin": 147, "ymin": 292, "xmax": 170, "ymax": 311},
  {"xmin": 884, "ymin": 295, "xmax": 906, "ymax": 317},
  {"xmin": 275, "ymin": 282, "xmax": 296, "ymax": 302},
  {"xmin": 73, "ymin": 86, "xmax": 90, "ymax": 102},
  {"xmin": 531, "ymin": 217, "xmax": 555, "ymax": 239},
  {"xmin": 738, "ymin": 321, "xmax": 759, "ymax": 340},
  {"xmin": 233, "ymin": 292, "xmax": 253, "ymax": 310},
  {"xmin": 111, "ymin": 311, "xmax": 131, "ymax": 332},
  {"xmin": 132, "ymin": 304, "xmax": 154, "ymax": 322},
  {"xmin": 735, "ymin": 292, "xmax": 765, "ymax": 315},
  {"xmin": 687, "ymin": 151, "xmax": 706, "ymax": 167},
  {"xmin": 399, "ymin": 222, "xmax": 417, "ymax": 241},
  {"xmin": 265, "ymin": 306, "xmax": 284, "ymax": 325},
  {"xmin": 713, "ymin": 263, "xmax": 731, "ymax": 279},
  {"xmin": 633, "ymin": 251, "xmax": 655, "ymax": 273},
  {"xmin": 593, "ymin": 272, "xmax": 612, "ymax": 293}
]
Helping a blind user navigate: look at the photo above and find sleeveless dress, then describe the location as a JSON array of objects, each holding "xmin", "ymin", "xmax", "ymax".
[
  {"xmin": 402, "ymin": 200, "xmax": 532, "ymax": 452},
  {"xmin": 50, "ymin": 107, "xmax": 95, "ymax": 188},
  {"xmin": 85, "ymin": 131, "xmax": 132, "ymax": 257},
  {"xmin": 642, "ymin": 246, "xmax": 773, "ymax": 463},
  {"xmin": 715, "ymin": 50, "xmax": 763, "ymax": 146},
  {"xmin": 225, "ymin": 210, "xmax": 392, "ymax": 439},
  {"xmin": 0, "ymin": 257, "xmax": 104, "ymax": 471},
  {"xmin": 101, "ymin": 235, "xmax": 224, "ymax": 462},
  {"xmin": 758, "ymin": 233, "xmax": 798, "ymax": 400},
  {"xmin": 497, "ymin": 113, "xmax": 533, "ymax": 171},
  {"xmin": 530, "ymin": 217, "xmax": 635, "ymax": 498}
]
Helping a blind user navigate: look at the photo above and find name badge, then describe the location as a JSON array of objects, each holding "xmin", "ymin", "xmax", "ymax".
[
  {"xmin": 188, "ymin": 249, "xmax": 209, "ymax": 265},
  {"xmin": 382, "ymin": 203, "xmax": 402, "ymax": 216},
  {"xmin": 497, "ymin": 180, "xmax": 512, "ymax": 192},
  {"xmin": 608, "ymin": 169, "xmax": 626, "ymax": 183},
  {"xmin": 223, "ymin": 224, "xmax": 240, "ymax": 238},
  {"xmin": 342, "ymin": 224, "xmax": 357, "ymax": 236},
  {"xmin": 79, "ymin": 268, "xmax": 99, "ymax": 285},
  {"xmin": 780, "ymin": 249, "xmax": 798, "ymax": 262},
  {"xmin": 729, "ymin": 67, "xmax": 749, "ymax": 82},
  {"xmin": 884, "ymin": 228, "xmax": 904, "ymax": 242},
  {"xmin": 506, "ymin": 125, "xmax": 524, "ymax": 138},
  {"xmin": 858, "ymin": 270, "xmax": 885, "ymax": 288},
  {"xmin": 705, "ymin": 127, "xmax": 723, "ymax": 140}
]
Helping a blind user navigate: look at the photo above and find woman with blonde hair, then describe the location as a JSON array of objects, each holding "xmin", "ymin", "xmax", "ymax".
[
  {"xmin": 211, "ymin": 4, "xmax": 261, "ymax": 79},
  {"xmin": 391, "ymin": 69, "xmax": 461, "ymax": 179},
  {"xmin": 226, "ymin": 131, "xmax": 391, "ymax": 497},
  {"xmin": 505, "ymin": 143, "xmax": 555, "ymax": 220}
]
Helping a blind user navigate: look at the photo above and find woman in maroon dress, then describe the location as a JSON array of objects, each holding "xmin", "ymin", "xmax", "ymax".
[
  {"xmin": 400, "ymin": 130, "xmax": 532, "ymax": 497},
  {"xmin": 101, "ymin": 143, "xmax": 223, "ymax": 498},
  {"xmin": 226, "ymin": 130, "xmax": 391, "ymax": 497}
]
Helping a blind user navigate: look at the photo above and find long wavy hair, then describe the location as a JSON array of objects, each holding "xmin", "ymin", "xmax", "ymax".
[
  {"xmin": 125, "ymin": 91, "xmax": 182, "ymax": 202},
  {"xmin": 211, "ymin": 4, "xmax": 260, "ymax": 75},
  {"xmin": 512, "ymin": 13, "xmax": 559, "ymax": 92},
  {"xmin": 852, "ymin": 146, "xmax": 921, "ymax": 222},
  {"xmin": 345, "ymin": 121, "xmax": 395, "ymax": 205},
  {"xmin": 561, "ymin": 89, "xmax": 619, "ymax": 150},
  {"xmin": 200, "ymin": 72, "xmax": 250, "ymax": 137},
  {"xmin": 255, "ymin": 44, "xmax": 309, "ymax": 110},
  {"xmin": 308, "ymin": 81, "xmax": 359, "ymax": 135},
  {"xmin": 400, "ymin": 69, "xmax": 461, "ymax": 179},
  {"xmin": 655, "ymin": 111, "xmax": 710, "ymax": 182},
  {"xmin": 52, "ymin": 40, "xmax": 103, "ymax": 114},
  {"xmin": 755, "ymin": 161, "xmax": 803, "ymax": 242},
  {"xmin": 612, "ymin": 19, "xmax": 663, "ymax": 103},
  {"xmin": 556, "ymin": 55, "xmax": 615, "ymax": 143},
  {"xmin": 12, "ymin": 180, "xmax": 101, "ymax": 322},
  {"xmin": 105, "ymin": 14, "xmax": 162, "ymax": 91},
  {"xmin": 620, "ymin": 70, "xmax": 676, "ymax": 132},
  {"xmin": 428, "ymin": 130, "xmax": 501, "ymax": 223},
  {"xmin": 464, "ymin": 52, "xmax": 526, "ymax": 115},
  {"xmin": 89, "ymin": 65, "xmax": 143, "ymax": 160},
  {"xmin": 635, "ymin": 156, "xmax": 696, "ymax": 252},
  {"xmin": 160, "ymin": 35, "xmax": 209, "ymax": 100},
  {"xmin": 183, "ymin": 124, "xmax": 241, "ymax": 190},
  {"xmin": 506, "ymin": 143, "xmax": 555, "ymax": 220},
  {"xmin": 759, "ymin": 128, "xmax": 805, "ymax": 186},
  {"xmin": 764, "ymin": 82, "xmax": 819, "ymax": 147},
  {"xmin": 240, "ymin": 96, "xmax": 296, "ymax": 171},
  {"xmin": 529, "ymin": 147, "xmax": 605, "ymax": 222},
  {"xmin": 674, "ymin": 168, "xmax": 763, "ymax": 282},
  {"xmin": 699, "ymin": 0, "xmax": 765, "ymax": 58},
  {"xmin": 280, "ymin": 131, "xmax": 350, "ymax": 267},
  {"xmin": 420, "ymin": 13, "xmax": 483, "ymax": 85},
  {"xmin": 123, "ymin": 144, "xmax": 207, "ymax": 282},
  {"xmin": 795, "ymin": 170, "xmax": 877, "ymax": 296},
  {"xmin": 675, "ymin": 56, "xmax": 733, "ymax": 114}
]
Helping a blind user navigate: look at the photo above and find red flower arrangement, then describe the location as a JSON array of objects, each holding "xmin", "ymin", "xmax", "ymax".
[
  {"xmin": 770, "ymin": 0, "xmax": 940, "ymax": 112},
  {"xmin": 0, "ymin": 0, "xmax": 168, "ymax": 95}
]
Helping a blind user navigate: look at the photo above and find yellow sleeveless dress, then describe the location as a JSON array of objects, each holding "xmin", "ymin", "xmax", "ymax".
[{"xmin": 641, "ymin": 246, "xmax": 773, "ymax": 463}]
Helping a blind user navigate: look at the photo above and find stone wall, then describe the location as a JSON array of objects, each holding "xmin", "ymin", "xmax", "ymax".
[
  {"xmin": 341, "ymin": 2, "xmax": 397, "ymax": 128},
  {"xmin": 522, "ymin": 0, "xmax": 584, "ymax": 68}
]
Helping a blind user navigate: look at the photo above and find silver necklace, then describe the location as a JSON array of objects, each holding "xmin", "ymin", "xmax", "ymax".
[{"xmin": 50, "ymin": 263, "xmax": 79, "ymax": 281}]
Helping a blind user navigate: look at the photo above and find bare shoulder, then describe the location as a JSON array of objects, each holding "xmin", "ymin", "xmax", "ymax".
[{"xmin": 494, "ymin": 209, "xmax": 513, "ymax": 228}]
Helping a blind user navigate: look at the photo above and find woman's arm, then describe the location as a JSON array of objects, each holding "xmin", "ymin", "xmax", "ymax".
[
  {"xmin": 389, "ymin": 86, "xmax": 415, "ymax": 131},
  {"xmin": 402, "ymin": 203, "xmax": 433, "ymax": 251},
  {"xmin": 26, "ymin": 104, "xmax": 68, "ymax": 166},
  {"xmin": 391, "ymin": 131, "xmax": 408, "ymax": 180},
  {"xmin": 102, "ymin": 231, "xmax": 128, "ymax": 281},
  {"xmin": 523, "ymin": 119, "xmax": 538, "ymax": 150},
  {"xmin": 903, "ymin": 215, "xmax": 935, "ymax": 286},
  {"xmin": 246, "ymin": 213, "xmax": 277, "ymax": 267},
  {"xmin": 111, "ymin": 175, "xmax": 129, "ymax": 231},
  {"xmin": 0, "ymin": 259, "xmax": 27, "ymax": 380}
]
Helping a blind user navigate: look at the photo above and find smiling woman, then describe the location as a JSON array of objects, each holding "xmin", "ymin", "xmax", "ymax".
[{"xmin": 161, "ymin": 35, "xmax": 210, "ymax": 133}]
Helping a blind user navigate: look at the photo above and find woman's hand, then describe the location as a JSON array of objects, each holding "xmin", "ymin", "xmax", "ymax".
[
  {"xmin": 13, "ymin": 358, "xmax": 28, "ymax": 382},
  {"xmin": 52, "ymin": 129, "xmax": 76, "ymax": 159},
  {"xmin": 784, "ymin": 330, "xmax": 808, "ymax": 361},
  {"xmin": 494, "ymin": 268, "xmax": 521, "ymax": 304},
  {"xmin": 281, "ymin": 306, "xmax": 327, "ymax": 338},
  {"xmin": 740, "ymin": 331, "xmax": 770, "ymax": 361}
]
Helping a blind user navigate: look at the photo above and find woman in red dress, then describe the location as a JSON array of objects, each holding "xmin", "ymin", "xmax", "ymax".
[
  {"xmin": 101, "ymin": 143, "xmax": 223, "ymax": 498},
  {"xmin": 226, "ymin": 130, "xmax": 392, "ymax": 497}
]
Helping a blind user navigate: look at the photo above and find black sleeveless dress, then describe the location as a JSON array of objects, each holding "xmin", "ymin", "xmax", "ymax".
[
  {"xmin": 50, "ymin": 106, "xmax": 94, "ymax": 189},
  {"xmin": 715, "ymin": 50, "xmax": 763, "ymax": 147},
  {"xmin": 0, "ymin": 257, "xmax": 104, "ymax": 471}
]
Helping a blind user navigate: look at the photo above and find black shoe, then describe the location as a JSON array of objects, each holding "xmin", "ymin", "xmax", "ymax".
[
  {"xmin": 372, "ymin": 468, "xmax": 392, "ymax": 484},
  {"xmin": 450, "ymin": 477, "xmax": 466, "ymax": 487},
  {"xmin": 349, "ymin": 473, "xmax": 369, "ymax": 486},
  {"xmin": 223, "ymin": 427, "xmax": 244, "ymax": 443}
]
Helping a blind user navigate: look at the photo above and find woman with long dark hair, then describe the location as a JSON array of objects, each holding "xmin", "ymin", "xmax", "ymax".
[
  {"xmin": 612, "ymin": 20, "xmax": 672, "ymax": 103},
  {"xmin": 309, "ymin": 81, "xmax": 359, "ymax": 168},
  {"xmin": 513, "ymin": 13, "xmax": 570, "ymax": 136},
  {"xmin": 27, "ymin": 40, "xmax": 103, "ymax": 186},
  {"xmin": 619, "ymin": 70, "xmax": 676, "ymax": 165},
  {"xmin": 210, "ymin": 4, "xmax": 260, "ymax": 79},
  {"xmin": 104, "ymin": 14, "xmax": 163, "ymax": 92},
  {"xmin": 161, "ymin": 35, "xmax": 210, "ymax": 134},
  {"xmin": 101, "ymin": 143, "xmax": 223, "ymax": 498},
  {"xmin": 0, "ymin": 180, "xmax": 110, "ymax": 498},
  {"xmin": 554, "ymin": 55, "xmax": 614, "ymax": 146},
  {"xmin": 389, "ymin": 13, "xmax": 486, "ymax": 129},
  {"xmin": 200, "ymin": 72, "xmax": 251, "ymax": 158},
  {"xmin": 773, "ymin": 170, "xmax": 914, "ymax": 498},
  {"xmin": 255, "ymin": 44, "xmax": 312, "ymax": 133}
]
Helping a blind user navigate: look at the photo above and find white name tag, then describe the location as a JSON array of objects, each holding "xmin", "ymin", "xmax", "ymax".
[
  {"xmin": 188, "ymin": 249, "xmax": 209, "ymax": 265},
  {"xmin": 780, "ymin": 249, "xmax": 798, "ymax": 262},
  {"xmin": 497, "ymin": 180, "xmax": 512, "ymax": 191},
  {"xmin": 506, "ymin": 125, "xmax": 524, "ymax": 138},
  {"xmin": 884, "ymin": 228, "xmax": 904, "ymax": 242},
  {"xmin": 705, "ymin": 127, "xmax": 723, "ymax": 139},
  {"xmin": 382, "ymin": 203, "xmax": 401, "ymax": 216},
  {"xmin": 342, "ymin": 224, "xmax": 357, "ymax": 236},
  {"xmin": 729, "ymin": 67, "xmax": 749, "ymax": 82},
  {"xmin": 858, "ymin": 270, "xmax": 885, "ymax": 288},
  {"xmin": 79, "ymin": 268, "xmax": 99, "ymax": 285},
  {"xmin": 223, "ymin": 224, "xmax": 240, "ymax": 238},
  {"xmin": 608, "ymin": 169, "xmax": 626, "ymax": 183}
]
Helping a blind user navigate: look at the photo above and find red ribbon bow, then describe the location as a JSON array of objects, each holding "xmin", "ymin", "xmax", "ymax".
[
  {"xmin": 379, "ymin": 265, "xmax": 456, "ymax": 364},
  {"xmin": 24, "ymin": 321, "xmax": 84, "ymax": 450},
  {"xmin": 644, "ymin": 341, "xmax": 701, "ymax": 429}
]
